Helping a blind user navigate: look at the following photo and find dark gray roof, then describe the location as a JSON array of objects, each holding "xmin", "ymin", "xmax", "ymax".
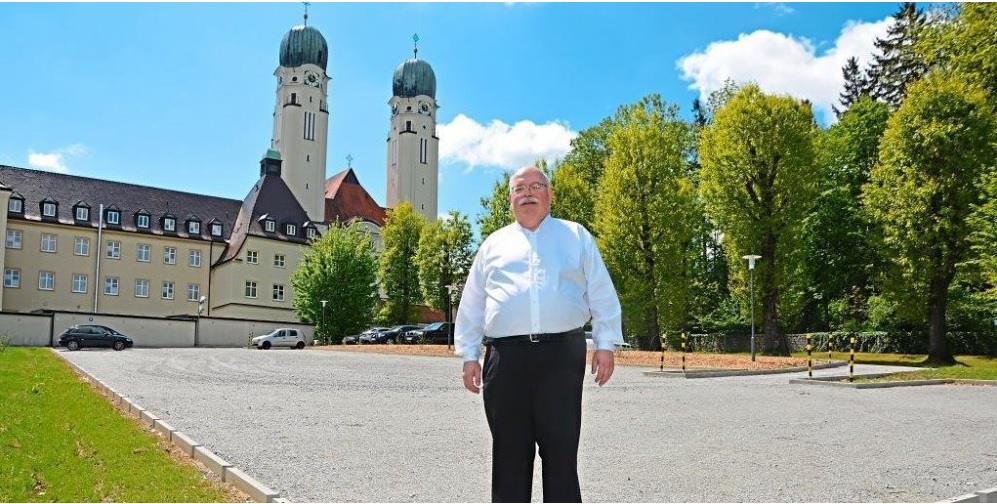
[{"xmin": 0, "ymin": 165, "xmax": 243, "ymax": 240}]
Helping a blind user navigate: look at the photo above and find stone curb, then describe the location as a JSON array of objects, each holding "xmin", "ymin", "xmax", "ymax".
[
  {"xmin": 940, "ymin": 486, "xmax": 997, "ymax": 503},
  {"xmin": 49, "ymin": 348, "xmax": 281, "ymax": 502},
  {"xmin": 643, "ymin": 360, "xmax": 845, "ymax": 378},
  {"xmin": 791, "ymin": 375, "xmax": 997, "ymax": 389}
]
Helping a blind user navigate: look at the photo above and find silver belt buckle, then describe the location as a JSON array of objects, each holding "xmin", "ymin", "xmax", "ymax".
[{"xmin": 529, "ymin": 333, "xmax": 540, "ymax": 343}]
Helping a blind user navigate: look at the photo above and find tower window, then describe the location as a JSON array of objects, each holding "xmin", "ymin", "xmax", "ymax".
[
  {"xmin": 420, "ymin": 138, "xmax": 428, "ymax": 164},
  {"xmin": 304, "ymin": 111, "xmax": 315, "ymax": 141},
  {"xmin": 291, "ymin": 92, "xmax": 297, "ymax": 104},
  {"xmin": 306, "ymin": 155, "xmax": 310, "ymax": 162},
  {"xmin": 405, "ymin": 121, "xmax": 412, "ymax": 132}
]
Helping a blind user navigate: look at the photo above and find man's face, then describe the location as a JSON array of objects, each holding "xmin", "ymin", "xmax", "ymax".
[{"xmin": 508, "ymin": 168, "xmax": 552, "ymax": 231}]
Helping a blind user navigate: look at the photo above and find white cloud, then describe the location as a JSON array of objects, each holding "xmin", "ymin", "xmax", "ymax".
[
  {"xmin": 27, "ymin": 143, "xmax": 88, "ymax": 173},
  {"xmin": 438, "ymin": 114, "xmax": 576, "ymax": 171},
  {"xmin": 755, "ymin": 3, "xmax": 795, "ymax": 16},
  {"xmin": 677, "ymin": 17, "xmax": 891, "ymax": 123}
]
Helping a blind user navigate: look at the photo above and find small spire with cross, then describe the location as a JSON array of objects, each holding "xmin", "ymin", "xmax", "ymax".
[
  {"xmin": 413, "ymin": 33, "xmax": 419, "ymax": 59},
  {"xmin": 303, "ymin": 2, "xmax": 310, "ymax": 26},
  {"xmin": 346, "ymin": 154, "xmax": 353, "ymax": 169}
]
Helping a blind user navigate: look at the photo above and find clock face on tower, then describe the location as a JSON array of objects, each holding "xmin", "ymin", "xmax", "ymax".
[
  {"xmin": 304, "ymin": 71, "xmax": 320, "ymax": 87},
  {"xmin": 419, "ymin": 101, "xmax": 430, "ymax": 114}
]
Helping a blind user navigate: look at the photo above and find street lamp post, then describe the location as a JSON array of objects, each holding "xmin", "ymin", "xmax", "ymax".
[
  {"xmin": 445, "ymin": 283, "xmax": 460, "ymax": 350},
  {"xmin": 320, "ymin": 299, "xmax": 328, "ymax": 344},
  {"xmin": 743, "ymin": 254, "xmax": 761, "ymax": 362}
]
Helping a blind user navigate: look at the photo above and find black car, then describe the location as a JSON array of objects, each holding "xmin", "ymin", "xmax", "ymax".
[
  {"xmin": 343, "ymin": 327, "xmax": 388, "ymax": 345},
  {"xmin": 400, "ymin": 322, "xmax": 454, "ymax": 344},
  {"xmin": 360, "ymin": 324, "xmax": 422, "ymax": 344},
  {"xmin": 58, "ymin": 324, "xmax": 134, "ymax": 351}
]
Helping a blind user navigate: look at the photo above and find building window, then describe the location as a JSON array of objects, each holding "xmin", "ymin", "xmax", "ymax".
[
  {"xmin": 164, "ymin": 217, "xmax": 176, "ymax": 232},
  {"xmin": 164, "ymin": 246, "xmax": 177, "ymax": 265},
  {"xmin": 291, "ymin": 92, "xmax": 297, "ymax": 104},
  {"xmin": 74, "ymin": 236, "xmax": 90, "ymax": 256},
  {"xmin": 137, "ymin": 213, "xmax": 150, "ymax": 229},
  {"xmin": 274, "ymin": 254, "xmax": 285, "ymax": 268},
  {"xmin": 264, "ymin": 220, "xmax": 275, "ymax": 233},
  {"xmin": 38, "ymin": 271, "xmax": 55, "ymax": 291},
  {"xmin": 187, "ymin": 283, "xmax": 200, "ymax": 302},
  {"xmin": 162, "ymin": 281, "xmax": 175, "ymax": 300},
  {"xmin": 41, "ymin": 233, "xmax": 57, "ymax": 253},
  {"xmin": 104, "ymin": 277, "xmax": 119, "ymax": 296},
  {"xmin": 273, "ymin": 284, "xmax": 285, "ymax": 302},
  {"xmin": 188, "ymin": 249, "xmax": 201, "ymax": 267},
  {"xmin": 106, "ymin": 240, "xmax": 121, "ymax": 259},
  {"xmin": 210, "ymin": 223, "xmax": 223, "ymax": 237},
  {"xmin": 306, "ymin": 227, "xmax": 316, "ymax": 239},
  {"xmin": 72, "ymin": 274, "xmax": 88, "ymax": 294},
  {"xmin": 246, "ymin": 250, "xmax": 258, "ymax": 264},
  {"xmin": 75, "ymin": 206, "xmax": 90, "ymax": 221},
  {"xmin": 420, "ymin": 138, "xmax": 428, "ymax": 164},
  {"xmin": 42, "ymin": 202, "xmax": 57, "ymax": 217},
  {"xmin": 136, "ymin": 244, "xmax": 151, "ymax": 262},
  {"xmin": 135, "ymin": 279, "xmax": 150, "ymax": 298},
  {"xmin": 6, "ymin": 229, "xmax": 22, "ymax": 249},
  {"xmin": 4, "ymin": 268, "xmax": 20, "ymax": 288},
  {"xmin": 286, "ymin": 224, "xmax": 297, "ymax": 236},
  {"xmin": 106, "ymin": 210, "xmax": 120, "ymax": 225},
  {"xmin": 244, "ymin": 281, "xmax": 257, "ymax": 298},
  {"xmin": 406, "ymin": 120, "xmax": 412, "ymax": 132},
  {"xmin": 304, "ymin": 111, "xmax": 315, "ymax": 140},
  {"xmin": 188, "ymin": 221, "xmax": 200, "ymax": 235},
  {"xmin": 8, "ymin": 198, "xmax": 23, "ymax": 213}
]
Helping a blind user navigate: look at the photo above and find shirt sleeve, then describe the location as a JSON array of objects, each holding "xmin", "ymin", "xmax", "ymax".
[
  {"xmin": 454, "ymin": 245, "xmax": 487, "ymax": 361},
  {"xmin": 582, "ymin": 227, "xmax": 623, "ymax": 351}
]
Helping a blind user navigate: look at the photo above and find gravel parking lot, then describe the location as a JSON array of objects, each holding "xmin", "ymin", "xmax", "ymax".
[{"xmin": 58, "ymin": 347, "xmax": 997, "ymax": 502}]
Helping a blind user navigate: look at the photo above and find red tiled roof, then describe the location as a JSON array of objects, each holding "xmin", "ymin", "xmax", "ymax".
[{"xmin": 324, "ymin": 168, "xmax": 386, "ymax": 227}]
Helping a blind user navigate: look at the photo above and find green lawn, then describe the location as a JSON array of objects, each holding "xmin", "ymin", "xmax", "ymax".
[
  {"xmin": 0, "ymin": 347, "xmax": 234, "ymax": 502},
  {"xmin": 791, "ymin": 350, "xmax": 997, "ymax": 380}
]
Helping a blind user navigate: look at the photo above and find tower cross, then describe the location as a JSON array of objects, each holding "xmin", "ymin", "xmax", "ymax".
[
  {"xmin": 346, "ymin": 154, "xmax": 353, "ymax": 169},
  {"xmin": 303, "ymin": 2, "xmax": 310, "ymax": 25},
  {"xmin": 413, "ymin": 33, "xmax": 419, "ymax": 58}
]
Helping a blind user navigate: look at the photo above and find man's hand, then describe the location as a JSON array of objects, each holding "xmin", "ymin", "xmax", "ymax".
[
  {"xmin": 462, "ymin": 360, "xmax": 482, "ymax": 393},
  {"xmin": 591, "ymin": 349, "xmax": 615, "ymax": 386}
]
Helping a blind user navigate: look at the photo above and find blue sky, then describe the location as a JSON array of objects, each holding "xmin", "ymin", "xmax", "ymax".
[{"xmin": 0, "ymin": 2, "xmax": 899, "ymax": 238}]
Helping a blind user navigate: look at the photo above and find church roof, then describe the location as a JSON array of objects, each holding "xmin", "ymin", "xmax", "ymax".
[
  {"xmin": 217, "ymin": 174, "xmax": 316, "ymax": 265},
  {"xmin": 324, "ymin": 168, "xmax": 386, "ymax": 227}
]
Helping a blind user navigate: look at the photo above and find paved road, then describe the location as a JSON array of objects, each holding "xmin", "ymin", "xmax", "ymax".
[{"xmin": 58, "ymin": 347, "xmax": 997, "ymax": 502}]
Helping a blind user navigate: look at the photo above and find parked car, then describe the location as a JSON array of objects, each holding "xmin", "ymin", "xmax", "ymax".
[
  {"xmin": 343, "ymin": 327, "xmax": 388, "ymax": 345},
  {"xmin": 58, "ymin": 325, "xmax": 134, "ymax": 351},
  {"xmin": 251, "ymin": 328, "xmax": 306, "ymax": 350},
  {"xmin": 400, "ymin": 322, "xmax": 454, "ymax": 344},
  {"xmin": 360, "ymin": 324, "xmax": 423, "ymax": 344},
  {"xmin": 584, "ymin": 331, "xmax": 633, "ymax": 351}
]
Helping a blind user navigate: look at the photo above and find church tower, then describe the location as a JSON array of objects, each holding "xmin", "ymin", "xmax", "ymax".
[
  {"xmin": 386, "ymin": 35, "xmax": 439, "ymax": 222},
  {"xmin": 271, "ymin": 10, "xmax": 329, "ymax": 222}
]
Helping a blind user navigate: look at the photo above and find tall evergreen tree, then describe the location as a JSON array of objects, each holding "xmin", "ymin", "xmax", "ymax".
[
  {"xmin": 868, "ymin": 2, "xmax": 929, "ymax": 109},
  {"xmin": 833, "ymin": 56, "xmax": 870, "ymax": 118}
]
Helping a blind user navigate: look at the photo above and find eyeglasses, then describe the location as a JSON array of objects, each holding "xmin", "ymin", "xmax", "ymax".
[{"xmin": 510, "ymin": 182, "xmax": 549, "ymax": 195}]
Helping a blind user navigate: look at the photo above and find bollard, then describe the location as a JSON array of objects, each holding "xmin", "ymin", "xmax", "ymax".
[
  {"xmin": 806, "ymin": 334, "xmax": 813, "ymax": 378},
  {"xmin": 828, "ymin": 332, "xmax": 833, "ymax": 362},
  {"xmin": 681, "ymin": 332, "xmax": 687, "ymax": 374},
  {"xmin": 659, "ymin": 333, "xmax": 666, "ymax": 371},
  {"xmin": 849, "ymin": 335, "xmax": 856, "ymax": 382}
]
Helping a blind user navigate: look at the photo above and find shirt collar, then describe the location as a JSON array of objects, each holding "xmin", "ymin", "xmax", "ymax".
[{"xmin": 514, "ymin": 214, "xmax": 551, "ymax": 234}]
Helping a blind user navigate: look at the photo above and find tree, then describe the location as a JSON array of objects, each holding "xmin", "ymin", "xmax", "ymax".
[
  {"xmin": 593, "ymin": 94, "xmax": 698, "ymax": 350},
  {"xmin": 378, "ymin": 202, "xmax": 427, "ymax": 324},
  {"xmin": 291, "ymin": 220, "xmax": 379, "ymax": 343},
  {"xmin": 802, "ymin": 95, "xmax": 890, "ymax": 331},
  {"xmin": 867, "ymin": 2, "xmax": 930, "ymax": 109},
  {"xmin": 699, "ymin": 84, "xmax": 820, "ymax": 355},
  {"xmin": 833, "ymin": 56, "xmax": 871, "ymax": 118},
  {"xmin": 863, "ymin": 71, "xmax": 996, "ymax": 365},
  {"xmin": 549, "ymin": 161, "xmax": 594, "ymax": 229},
  {"xmin": 920, "ymin": 3, "xmax": 997, "ymax": 100},
  {"xmin": 476, "ymin": 171, "xmax": 512, "ymax": 241},
  {"xmin": 415, "ymin": 211, "xmax": 475, "ymax": 313}
]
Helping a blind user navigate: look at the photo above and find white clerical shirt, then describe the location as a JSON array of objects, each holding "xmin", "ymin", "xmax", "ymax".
[{"xmin": 454, "ymin": 216, "xmax": 623, "ymax": 361}]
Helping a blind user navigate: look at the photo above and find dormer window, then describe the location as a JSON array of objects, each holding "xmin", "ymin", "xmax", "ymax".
[
  {"xmin": 163, "ymin": 216, "xmax": 177, "ymax": 232},
  {"xmin": 106, "ymin": 209, "xmax": 120, "ymax": 225},
  {"xmin": 210, "ymin": 222, "xmax": 223, "ymax": 237},
  {"xmin": 8, "ymin": 195, "xmax": 23, "ymax": 214},
  {"xmin": 136, "ymin": 212, "xmax": 151, "ymax": 229},
  {"xmin": 42, "ymin": 201, "xmax": 57, "ymax": 217},
  {"xmin": 306, "ymin": 227, "xmax": 317, "ymax": 239},
  {"xmin": 286, "ymin": 224, "xmax": 297, "ymax": 236},
  {"xmin": 187, "ymin": 220, "xmax": 201, "ymax": 235},
  {"xmin": 74, "ymin": 205, "xmax": 90, "ymax": 222},
  {"xmin": 264, "ymin": 219, "xmax": 276, "ymax": 233}
]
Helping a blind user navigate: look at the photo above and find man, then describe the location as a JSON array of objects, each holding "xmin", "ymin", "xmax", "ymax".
[{"xmin": 455, "ymin": 165, "xmax": 623, "ymax": 502}]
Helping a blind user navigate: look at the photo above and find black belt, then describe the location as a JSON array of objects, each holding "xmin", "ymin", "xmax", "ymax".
[{"xmin": 483, "ymin": 328, "xmax": 584, "ymax": 346}]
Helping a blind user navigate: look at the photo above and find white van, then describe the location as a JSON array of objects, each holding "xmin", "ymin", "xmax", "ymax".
[{"xmin": 251, "ymin": 328, "xmax": 306, "ymax": 350}]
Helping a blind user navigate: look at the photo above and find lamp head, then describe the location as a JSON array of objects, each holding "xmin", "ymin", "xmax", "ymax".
[{"xmin": 742, "ymin": 254, "xmax": 761, "ymax": 270}]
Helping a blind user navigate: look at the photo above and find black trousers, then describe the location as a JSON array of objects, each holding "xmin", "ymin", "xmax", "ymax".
[{"xmin": 481, "ymin": 334, "xmax": 587, "ymax": 503}]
